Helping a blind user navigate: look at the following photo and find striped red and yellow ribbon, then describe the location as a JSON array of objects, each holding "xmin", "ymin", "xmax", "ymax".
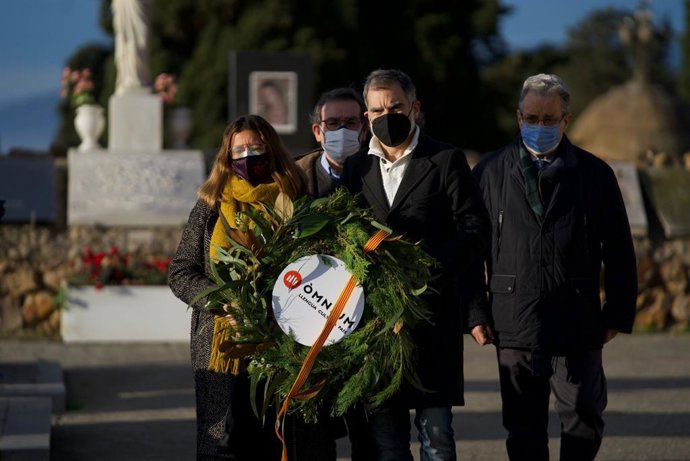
[{"xmin": 275, "ymin": 228, "xmax": 390, "ymax": 460}]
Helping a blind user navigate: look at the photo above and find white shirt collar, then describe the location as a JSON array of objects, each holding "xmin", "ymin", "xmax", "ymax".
[{"xmin": 368, "ymin": 125, "xmax": 420, "ymax": 164}]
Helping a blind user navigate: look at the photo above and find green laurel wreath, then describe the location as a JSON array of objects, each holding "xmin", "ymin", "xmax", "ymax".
[{"xmin": 197, "ymin": 188, "xmax": 435, "ymax": 422}]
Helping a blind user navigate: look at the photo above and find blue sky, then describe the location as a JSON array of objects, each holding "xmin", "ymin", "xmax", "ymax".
[{"xmin": 0, "ymin": 0, "xmax": 684, "ymax": 151}]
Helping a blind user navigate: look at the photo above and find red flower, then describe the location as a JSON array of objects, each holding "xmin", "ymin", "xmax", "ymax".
[{"xmin": 93, "ymin": 252, "xmax": 105, "ymax": 267}]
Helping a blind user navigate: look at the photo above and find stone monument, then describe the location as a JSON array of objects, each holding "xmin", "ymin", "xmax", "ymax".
[
  {"xmin": 108, "ymin": 0, "xmax": 162, "ymax": 151},
  {"xmin": 567, "ymin": 3, "xmax": 690, "ymax": 237},
  {"xmin": 569, "ymin": 4, "xmax": 688, "ymax": 165},
  {"xmin": 67, "ymin": 0, "xmax": 205, "ymax": 227}
]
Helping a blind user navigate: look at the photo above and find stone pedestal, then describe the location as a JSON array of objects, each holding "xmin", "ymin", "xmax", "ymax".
[
  {"xmin": 108, "ymin": 90, "xmax": 163, "ymax": 151},
  {"xmin": 67, "ymin": 149, "xmax": 205, "ymax": 226}
]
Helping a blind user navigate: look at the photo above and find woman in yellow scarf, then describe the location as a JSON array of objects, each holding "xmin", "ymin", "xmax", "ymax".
[{"xmin": 169, "ymin": 115, "xmax": 335, "ymax": 460}]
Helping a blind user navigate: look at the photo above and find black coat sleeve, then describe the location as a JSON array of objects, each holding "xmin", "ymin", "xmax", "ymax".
[
  {"xmin": 439, "ymin": 149, "xmax": 492, "ymax": 329},
  {"xmin": 599, "ymin": 164, "xmax": 638, "ymax": 333}
]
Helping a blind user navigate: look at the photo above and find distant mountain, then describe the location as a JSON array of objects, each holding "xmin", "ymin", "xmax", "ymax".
[{"xmin": 0, "ymin": 90, "xmax": 60, "ymax": 153}]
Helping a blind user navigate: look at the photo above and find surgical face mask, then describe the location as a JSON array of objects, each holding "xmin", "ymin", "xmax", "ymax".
[
  {"xmin": 231, "ymin": 152, "xmax": 272, "ymax": 185},
  {"xmin": 371, "ymin": 111, "xmax": 413, "ymax": 147},
  {"xmin": 520, "ymin": 123, "xmax": 562, "ymax": 155},
  {"xmin": 322, "ymin": 127, "xmax": 361, "ymax": 163}
]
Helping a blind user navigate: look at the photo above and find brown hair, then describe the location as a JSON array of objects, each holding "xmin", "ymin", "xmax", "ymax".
[{"xmin": 198, "ymin": 114, "xmax": 308, "ymax": 207}]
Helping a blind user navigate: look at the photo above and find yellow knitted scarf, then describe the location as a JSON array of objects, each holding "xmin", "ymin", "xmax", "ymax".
[{"xmin": 208, "ymin": 175, "xmax": 279, "ymax": 374}]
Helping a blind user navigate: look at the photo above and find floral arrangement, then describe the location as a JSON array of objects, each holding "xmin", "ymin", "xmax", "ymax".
[
  {"xmin": 67, "ymin": 245, "xmax": 171, "ymax": 288},
  {"xmin": 194, "ymin": 189, "xmax": 435, "ymax": 422},
  {"xmin": 154, "ymin": 73, "xmax": 178, "ymax": 105},
  {"xmin": 61, "ymin": 67, "xmax": 95, "ymax": 108}
]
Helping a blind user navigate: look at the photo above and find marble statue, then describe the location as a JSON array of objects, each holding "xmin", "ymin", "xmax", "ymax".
[{"xmin": 112, "ymin": 0, "xmax": 152, "ymax": 93}]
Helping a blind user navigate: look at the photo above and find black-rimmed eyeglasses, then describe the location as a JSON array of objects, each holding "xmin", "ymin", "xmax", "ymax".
[{"xmin": 320, "ymin": 117, "xmax": 362, "ymax": 131}]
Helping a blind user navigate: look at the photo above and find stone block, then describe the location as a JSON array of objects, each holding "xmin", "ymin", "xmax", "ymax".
[
  {"xmin": 0, "ymin": 362, "xmax": 65, "ymax": 412},
  {"xmin": 671, "ymin": 294, "xmax": 690, "ymax": 323},
  {"xmin": 67, "ymin": 149, "xmax": 205, "ymax": 226},
  {"xmin": 609, "ymin": 161, "xmax": 648, "ymax": 236},
  {"xmin": 0, "ymin": 397, "xmax": 51, "ymax": 461},
  {"xmin": 21, "ymin": 291, "xmax": 55, "ymax": 326},
  {"xmin": 0, "ymin": 296, "xmax": 22, "ymax": 333},
  {"xmin": 61, "ymin": 285, "xmax": 190, "ymax": 343},
  {"xmin": 108, "ymin": 91, "xmax": 163, "ymax": 151},
  {"xmin": 641, "ymin": 168, "xmax": 690, "ymax": 238},
  {"xmin": 3, "ymin": 269, "xmax": 38, "ymax": 298}
]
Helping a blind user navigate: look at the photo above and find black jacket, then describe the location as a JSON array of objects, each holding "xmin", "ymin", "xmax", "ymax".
[
  {"xmin": 342, "ymin": 133, "xmax": 491, "ymax": 407},
  {"xmin": 473, "ymin": 136, "xmax": 637, "ymax": 353}
]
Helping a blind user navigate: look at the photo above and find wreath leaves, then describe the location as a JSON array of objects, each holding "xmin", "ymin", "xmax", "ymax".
[{"xmin": 204, "ymin": 188, "xmax": 435, "ymax": 422}]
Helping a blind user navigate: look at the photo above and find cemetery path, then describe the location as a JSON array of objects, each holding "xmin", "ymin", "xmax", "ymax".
[{"xmin": 1, "ymin": 334, "xmax": 688, "ymax": 460}]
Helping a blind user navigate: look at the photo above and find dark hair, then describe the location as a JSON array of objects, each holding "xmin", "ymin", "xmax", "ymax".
[
  {"xmin": 310, "ymin": 88, "xmax": 365, "ymax": 124},
  {"xmin": 198, "ymin": 114, "xmax": 307, "ymax": 206},
  {"xmin": 362, "ymin": 69, "xmax": 416, "ymax": 107}
]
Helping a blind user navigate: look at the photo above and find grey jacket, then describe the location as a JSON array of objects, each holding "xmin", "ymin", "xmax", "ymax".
[{"xmin": 168, "ymin": 199, "xmax": 218, "ymax": 371}]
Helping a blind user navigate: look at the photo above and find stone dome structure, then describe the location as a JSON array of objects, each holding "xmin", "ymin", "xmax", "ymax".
[
  {"xmin": 568, "ymin": 81, "xmax": 690, "ymax": 164},
  {"xmin": 569, "ymin": 5, "xmax": 690, "ymax": 165}
]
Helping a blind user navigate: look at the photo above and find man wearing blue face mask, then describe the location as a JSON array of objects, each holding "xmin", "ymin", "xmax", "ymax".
[
  {"xmin": 296, "ymin": 88, "xmax": 368, "ymax": 197},
  {"xmin": 473, "ymin": 74, "xmax": 637, "ymax": 461},
  {"xmin": 342, "ymin": 69, "xmax": 493, "ymax": 461}
]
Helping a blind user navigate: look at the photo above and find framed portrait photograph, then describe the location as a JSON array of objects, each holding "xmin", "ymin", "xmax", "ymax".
[
  {"xmin": 229, "ymin": 51, "xmax": 313, "ymax": 153},
  {"xmin": 249, "ymin": 71, "xmax": 298, "ymax": 134}
]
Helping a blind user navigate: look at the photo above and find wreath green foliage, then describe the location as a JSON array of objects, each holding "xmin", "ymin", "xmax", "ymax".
[{"xmin": 199, "ymin": 188, "xmax": 435, "ymax": 422}]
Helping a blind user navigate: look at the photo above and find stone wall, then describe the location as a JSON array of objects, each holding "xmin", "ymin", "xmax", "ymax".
[
  {"xmin": 1, "ymin": 225, "xmax": 688, "ymax": 338},
  {"xmin": 0, "ymin": 225, "xmax": 183, "ymax": 338},
  {"xmin": 635, "ymin": 238, "xmax": 690, "ymax": 331}
]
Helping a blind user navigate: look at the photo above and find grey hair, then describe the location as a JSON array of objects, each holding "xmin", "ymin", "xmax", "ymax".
[
  {"xmin": 518, "ymin": 73, "xmax": 570, "ymax": 113},
  {"xmin": 363, "ymin": 69, "xmax": 416, "ymax": 107}
]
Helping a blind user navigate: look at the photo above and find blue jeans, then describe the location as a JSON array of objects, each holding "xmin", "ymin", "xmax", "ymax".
[{"xmin": 368, "ymin": 406, "xmax": 456, "ymax": 461}]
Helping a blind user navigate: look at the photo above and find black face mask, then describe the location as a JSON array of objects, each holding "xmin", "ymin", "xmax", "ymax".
[
  {"xmin": 371, "ymin": 112, "xmax": 412, "ymax": 147},
  {"xmin": 231, "ymin": 154, "xmax": 273, "ymax": 185}
]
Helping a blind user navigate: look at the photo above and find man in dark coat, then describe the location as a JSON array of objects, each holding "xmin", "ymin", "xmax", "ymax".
[
  {"xmin": 341, "ymin": 69, "xmax": 493, "ymax": 461},
  {"xmin": 473, "ymin": 73, "xmax": 637, "ymax": 461}
]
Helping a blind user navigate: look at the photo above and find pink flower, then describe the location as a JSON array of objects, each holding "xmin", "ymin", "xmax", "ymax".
[
  {"xmin": 61, "ymin": 67, "xmax": 96, "ymax": 108},
  {"xmin": 154, "ymin": 73, "xmax": 178, "ymax": 106}
]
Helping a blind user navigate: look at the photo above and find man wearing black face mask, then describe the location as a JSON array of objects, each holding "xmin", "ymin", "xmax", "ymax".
[
  {"xmin": 296, "ymin": 87, "xmax": 368, "ymax": 198},
  {"xmin": 341, "ymin": 69, "xmax": 493, "ymax": 461}
]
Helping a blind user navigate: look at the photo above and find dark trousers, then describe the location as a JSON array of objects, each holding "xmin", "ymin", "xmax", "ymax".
[
  {"xmin": 195, "ymin": 370, "xmax": 336, "ymax": 460},
  {"xmin": 497, "ymin": 348, "xmax": 607, "ymax": 461},
  {"xmin": 343, "ymin": 405, "xmax": 374, "ymax": 461}
]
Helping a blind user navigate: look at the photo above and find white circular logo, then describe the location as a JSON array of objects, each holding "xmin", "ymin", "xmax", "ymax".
[{"xmin": 272, "ymin": 254, "xmax": 364, "ymax": 346}]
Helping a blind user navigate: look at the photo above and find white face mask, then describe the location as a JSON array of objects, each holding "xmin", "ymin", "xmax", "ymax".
[{"xmin": 322, "ymin": 127, "xmax": 361, "ymax": 163}]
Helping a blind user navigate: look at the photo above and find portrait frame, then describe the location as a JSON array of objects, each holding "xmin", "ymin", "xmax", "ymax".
[
  {"xmin": 248, "ymin": 71, "xmax": 298, "ymax": 134},
  {"xmin": 229, "ymin": 51, "xmax": 313, "ymax": 153}
]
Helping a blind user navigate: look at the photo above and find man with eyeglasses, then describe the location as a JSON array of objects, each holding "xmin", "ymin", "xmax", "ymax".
[
  {"xmin": 341, "ymin": 69, "xmax": 493, "ymax": 461},
  {"xmin": 473, "ymin": 73, "xmax": 637, "ymax": 461},
  {"xmin": 295, "ymin": 87, "xmax": 374, "ymax": 460},
  {"xmin": 296, "ymin": 87, "xmax": 368, "ymax": 197}
]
